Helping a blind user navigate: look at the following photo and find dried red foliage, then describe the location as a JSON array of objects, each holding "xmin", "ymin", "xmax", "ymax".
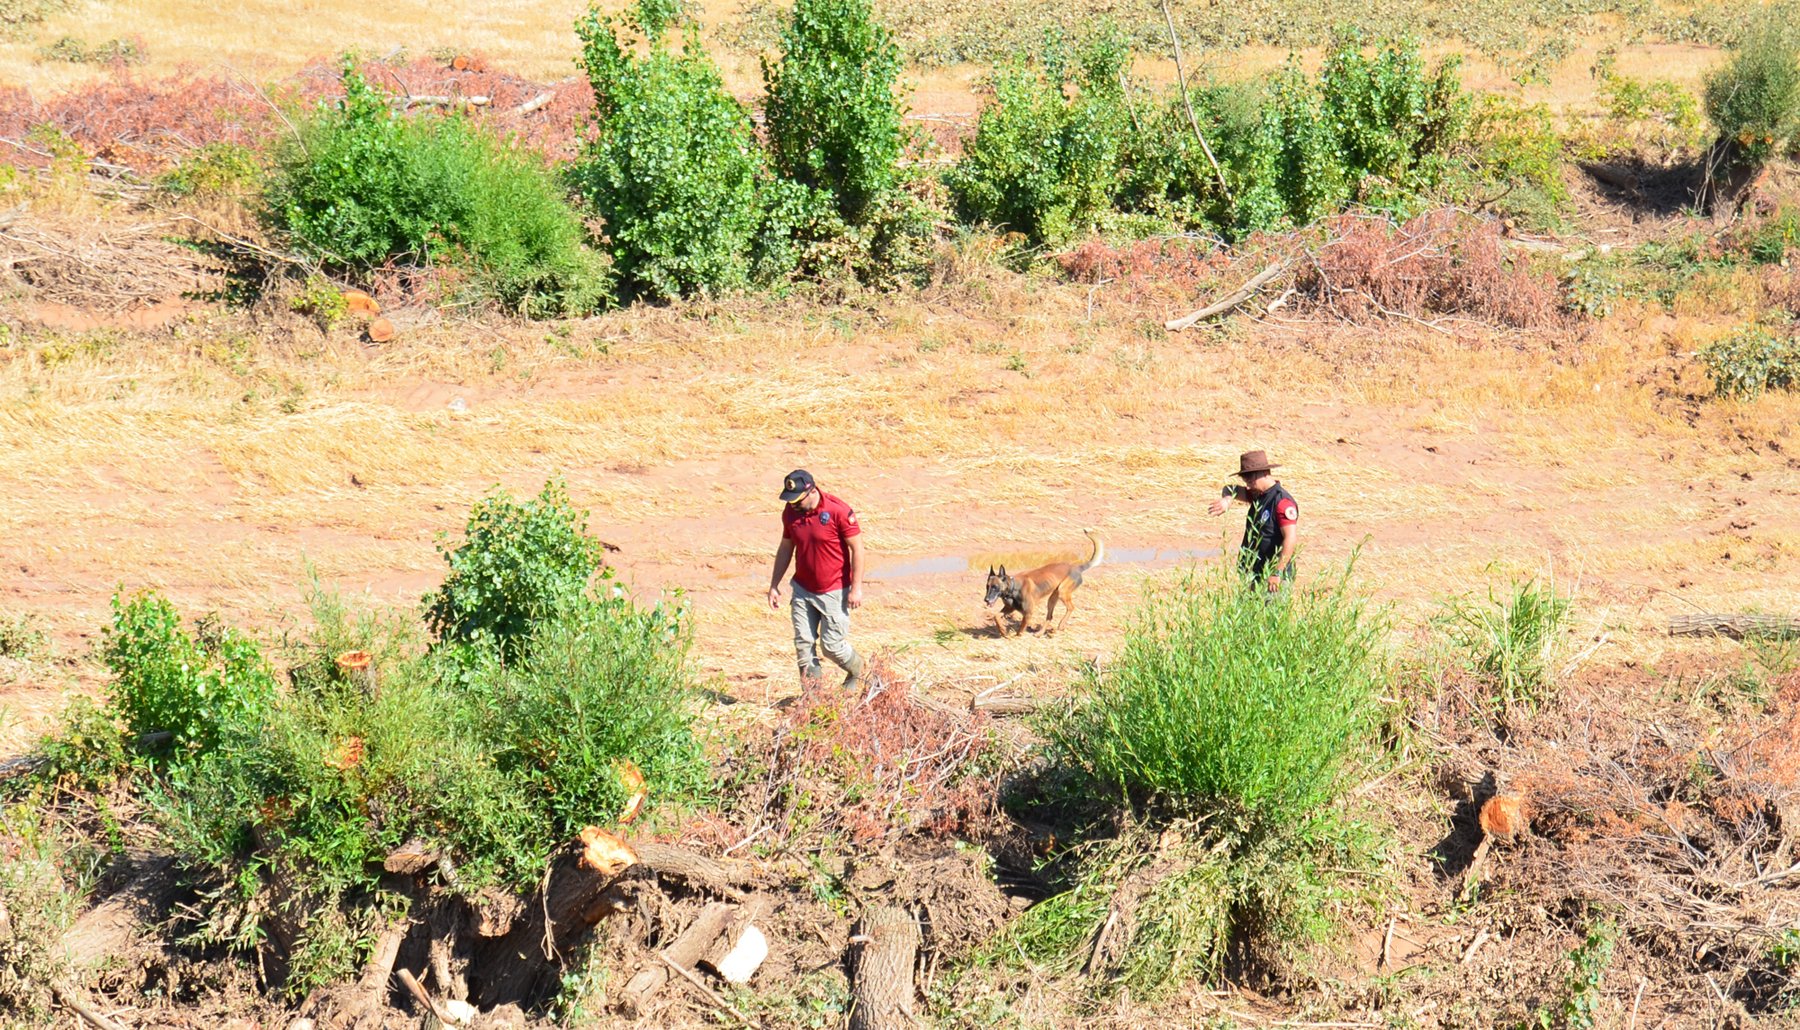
[
  {"xmin": 0, "ymin": 55, "xmax": 597, "ymax": 176},
  {"xmin": 1056, "ymin": 235, "xmax": 1231, "ymax": 306},
  {"xmin": 1296, "ymin": 210, "xmax": 1561, "ymax": 328},
  {"xmin": 758, "ymin": 662, "xmax": 1001, "ymax": 846}
]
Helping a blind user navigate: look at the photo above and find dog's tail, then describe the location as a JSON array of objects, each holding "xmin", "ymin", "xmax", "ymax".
[{"xmin": 1076, "ymin": 529, "xmax": 1104, "ymax": 573}]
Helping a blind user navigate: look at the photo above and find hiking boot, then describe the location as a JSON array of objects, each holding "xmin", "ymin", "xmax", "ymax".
[{"xmin": 841, "ymin": 654, "xmax": 867, "ymax": 690}]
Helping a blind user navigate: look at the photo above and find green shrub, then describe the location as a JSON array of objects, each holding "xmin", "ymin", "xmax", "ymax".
[
  {"xmin": 1704, "ymin": 9, "xmax": 1800, "ymax": 166},
  {"xmin": 762, "ymin": 0, "xmax": 904, "ymax": 224},
  {"xmin": 1448, "ymin": 94, "xmax": 1568, "ymax": 230},
  {"xmin": 0, "ymin": 823, "xmax": 79, "ymax": 1018},
  {"xmin": 948, "ymin": 33, "xmax": 1129, "ymax": 246},
  {"xmin": 1533, "ymin": 919, "xmax": 1618, "ymax": 1030},
  {"xmin": 0, "ymin": 610, "xmax": 47, "ymax": 661},
  {"xmin": 1119, "ymin": 35, "xmax": 1468, "ymax": 235},
  {"xmin": 463, "ymin": 591, "xmax": 710, "ymax": 835},
  {"xmin": 1590, "ymin": 53, "xmax": 1704, "ymax": 155},
  {"xmin": 101, "ymin": 590, "xmax": 276, "ymax": 759},
  {"xmin": 573, "ymin": 1, "xmax": 765, "ymax": 298},
  {"xmin": 1436, "ymin": 577, "xmax": 1572, "ymax": 716},
  {"xmin": 267, "ymin": 64, "xmax": 611, "ymax": 317},
  {"xmin": 423, "ymin": 478, "xmax": 608, "ymax": 662},
  {"xmin": 1701, "ymin": 324, "xmax": 1800, "ymax": 398},
  {"xmin": 159, "ymin": 142, "xmax": 262, "ymax": 200},
  {"xmin": 1046, "ymin": 566, "xmax": 1386, "ymax": 820}
]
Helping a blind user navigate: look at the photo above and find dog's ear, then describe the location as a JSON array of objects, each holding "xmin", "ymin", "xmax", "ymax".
[
  {"xmin": 987, "ymin": 565, "xmax": 995, "ymax": 576},
  {"xmin": 998, "ymin": 565, "xmax": 1007, "ymax": 576}
]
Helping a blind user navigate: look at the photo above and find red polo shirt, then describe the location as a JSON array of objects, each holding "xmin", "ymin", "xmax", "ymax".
[{"xmin": 783, "ymin": 491, "xmax": 860, "ymax": 594}]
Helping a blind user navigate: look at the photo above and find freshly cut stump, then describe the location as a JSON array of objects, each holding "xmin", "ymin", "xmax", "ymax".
[{"xmin": 847, "ymin": 906, "xmax": 920, "ymax": 1030}]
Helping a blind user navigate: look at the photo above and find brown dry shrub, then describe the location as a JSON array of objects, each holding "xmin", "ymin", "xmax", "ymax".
[
  {"xmin": 0, "ymin": 56, "xmax": 596, "ymax": 177},
  {"xmin": 749, "ymin": 661, "xmax": 1002, "ymax": 847},
  {"xmin": 1055, "ymin": 236, "xmax": 1230, "ymax": 306},
  {"xmin": 1295, "ymin": 211, "xmax": 1561, "ymax": 328}
]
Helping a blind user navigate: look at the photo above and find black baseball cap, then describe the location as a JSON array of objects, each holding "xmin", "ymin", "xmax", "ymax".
[{"xmin": 779, "ymin": 469, "xmax": 815, "ymax": 502}]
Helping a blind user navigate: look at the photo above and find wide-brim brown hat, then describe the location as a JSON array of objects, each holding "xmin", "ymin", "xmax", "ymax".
[{"xmin": 1236, "ymin": 450, "xmax": 1280, "ymax": 475}]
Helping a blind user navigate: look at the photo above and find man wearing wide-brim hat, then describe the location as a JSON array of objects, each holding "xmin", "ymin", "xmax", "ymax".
[{"xmin": 1207, "ymin": 450, "xmax": 1299, "ymax": 593}]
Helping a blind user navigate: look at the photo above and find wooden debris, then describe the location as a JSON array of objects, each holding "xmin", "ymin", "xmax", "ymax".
[
  {"xmin": 1669, "ymin": 613, "xmax": 1800, "ymax": 640},
  {"xmin": 335, "ymin": 649, "xmax": 378, "ymax": 697},
  {"xmin": 51, "ymin": 986, "xmax": 131, "ymax": 1030},
  {"xmin": 847, "ymin": 906, "xmax": 920, "ymax": 1030},
  {"xmin": 616, "ymin": 759, "xmax": 647, "ymax": 825},
  {"xmin": 1478, "ymin": 795, "xmax": 1526, "ymax": 839},
  {"xmin": 512, "ymin": 92, "xmax": 555, "ymax": 116},
  {"xmin": 384, "ymin": 838, "xmax": 441, "ymax": 875},
  {"xmin": 577, "ymin": 826, "xmax": 638, "ymax": 877},
  {"xmin": 366, "ymin": 317, "xmax": 396, "ymax": 343},
  {"xmin": 1165, "ymin": 261, "xmax": 1287, "ymax": 330},
  {"xmin": 619, "ymin": 902, "xmax": 737, "ymax": 1016},
  {"xmin": 62, "ymin": 856, "xmax": 178, "ymax": 968},
  {"xmin": 1577, "ymin": 160, "xmax": 1641, "ymax": 194},
  {"xmin": 970, "ymin": 691, "xmax": 1044, "ymax": 716},
  {"xmin": 340, "ymin": 290, "xmax": 380, "ymax": 317}
]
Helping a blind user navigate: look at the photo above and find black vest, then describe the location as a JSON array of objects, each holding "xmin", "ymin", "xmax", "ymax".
[{"xmin": 1239, "ymin": 482, "xmax": 1296, "ymax": 576}]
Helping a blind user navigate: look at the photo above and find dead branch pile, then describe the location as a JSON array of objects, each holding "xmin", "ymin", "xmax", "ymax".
[
  {"xmin": 1484, "ymin": 675, "xmax": 1800, "ymax": 1011},
  {"xmin": 1291, "ymin": 211, "xmax": 1561, "ymax": 330},
  {"xmin": 0, "ymin": 214, "xmax": 222, "ymax": 311},
  {"xmin": 733, "ymin": 661, "xmax": 1003, "ymax": 848}
]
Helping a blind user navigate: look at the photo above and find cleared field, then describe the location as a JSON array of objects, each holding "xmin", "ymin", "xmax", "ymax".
[{"xmin": 2, "ymin": 273, "xmax": 1796, "ymax": 753}]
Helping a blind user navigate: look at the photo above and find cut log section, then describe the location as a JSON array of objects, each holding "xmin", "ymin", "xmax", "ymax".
[
  {"xmin": 61, "ymin": 856, "xmax": 178, "ymax": 968},
  {"xmin": 1670, "ymin": 613, "xmax": 1800, "ymax": 640},
  {"xmin": 618, "ymin": 901, "xmax": 737, "ymax": 1016},
  {"xmin": 847, "ymin": 906, "xmax": 920, "ymax": 1030}
]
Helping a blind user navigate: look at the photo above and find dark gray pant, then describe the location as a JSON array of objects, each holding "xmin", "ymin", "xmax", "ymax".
[{"xmin": 791, "ymin": 581, "xmax": 860, "ymax": 682}]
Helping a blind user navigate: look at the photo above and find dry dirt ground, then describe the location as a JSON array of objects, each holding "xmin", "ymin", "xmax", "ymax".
[{"xmin": 2, "ymin": 270, "xmax": 1797, "ymax": 754}]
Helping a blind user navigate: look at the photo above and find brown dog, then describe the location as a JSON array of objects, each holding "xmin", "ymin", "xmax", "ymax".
[{"xmin": 983, "ymin": 530, "xmax": 1104, "ymax": 638}]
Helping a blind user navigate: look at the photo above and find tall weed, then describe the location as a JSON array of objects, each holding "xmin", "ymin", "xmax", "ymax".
[
  {"xmin": 1436, "ymin": 576, "xmax": 1572, "ymax": 716},
  {"xmin": 1046, "ymin": 567, "xmax": 1387, "ymax": 817}
]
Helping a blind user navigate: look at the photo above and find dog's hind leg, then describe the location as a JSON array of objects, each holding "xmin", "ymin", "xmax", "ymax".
[
  {"xmin": 1048, "ymin": 583, "xmax": 1076, "ymax": 636},
  {"xmin": 1042, "ymin": 592, "xmax": 1060, "ymax": 632}
]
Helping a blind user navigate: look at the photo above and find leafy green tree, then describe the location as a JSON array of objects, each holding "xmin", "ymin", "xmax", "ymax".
[
  {"xmin": 1704, "ymin": 8, "xmax": 1800, "ymax": 167},
  {"xmin": 762, "ymin": 0, "xmax": 905, "ymax": 224},
  {"xmin": 573, "ymin": 1, "xmax": 765, "ymax": 299}
]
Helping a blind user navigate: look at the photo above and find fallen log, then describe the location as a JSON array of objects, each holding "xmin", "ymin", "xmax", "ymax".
[
  {"xmin": 618, "ymin": 901, "xmax": 737, "ymax": 1016},
  {"xmin": 62, "ymin": 855, "xmax": 178, "ymax": 968},
  {"xmin": 401, "ymin": 94, "xmax": 492, "ymax": 108},
  {"xmin": 633, "ymin": 840, "xmax": 766, "ymax": 896},
  {"xmin": 1669, "ymin": 614, "xmax": 1800, "ymax": 640},
  {"xmin": 511, "ymin": 92, "xmax": 555, "ymax": 116},
  {"xmin": 1165, "ymin": 261, "xmax": 1286, "ymax": 330},
  {"xmin": 847, "ymin": 906, "xmax": 920, "ymax": 1030},
  {"xmin": 970, "ymin": 692, "xmax": 1045, "ymax": 716}
]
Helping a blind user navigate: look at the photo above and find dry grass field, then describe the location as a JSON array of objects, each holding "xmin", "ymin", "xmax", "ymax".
[{"xmin": 2, "ymin": 268, "xmax": 1796, "ymax": 754}]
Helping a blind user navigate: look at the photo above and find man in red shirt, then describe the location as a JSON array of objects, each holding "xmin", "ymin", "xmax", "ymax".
[{"xmin": 767, "ymin": 469, "xmax": 866, "ymax": 687}]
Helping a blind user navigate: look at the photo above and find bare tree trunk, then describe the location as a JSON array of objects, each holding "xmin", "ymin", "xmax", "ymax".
[{"xmin": 847, "ymin": 906, "xmax": 920, "ymax": 1030}]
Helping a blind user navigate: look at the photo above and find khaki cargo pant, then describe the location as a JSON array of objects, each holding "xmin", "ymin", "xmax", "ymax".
[{"xmin": 791, "ymin": 581, "xmax": 862, "ymax": 685}]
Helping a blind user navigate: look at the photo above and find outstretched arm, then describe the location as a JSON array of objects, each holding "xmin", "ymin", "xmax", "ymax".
[{"xmin": 1207, "ymin": 485, "xmax": 1245, "ymax": 517}]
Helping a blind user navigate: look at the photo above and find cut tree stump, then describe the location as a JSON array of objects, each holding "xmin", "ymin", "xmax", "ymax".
[
  {"xmin": 1669, "ymin": 614, "xmax": 1800, "ymax": 640},
  {"xmin": 618, "ymin": 901, "xmax": 738, "ymax": 1017},
  {"xmin": 847, "ymin": 906, "xmax": 920, "ymax": 1030}
]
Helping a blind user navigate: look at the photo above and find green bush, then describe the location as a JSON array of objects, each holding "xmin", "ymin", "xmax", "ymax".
[
  {"xmin": 1447, "ymin": 94, "xmax": 1568, "ymax": 230},
  {"xmin": 1119, "ymin": 35, "xmax": 1468, "ymax": 235},
  {"xmin": 1436, "ymin": 577, "xmax": 1572, "ymax": 716},
  {"xmin": 1704, "ymin": 9, "xmax": 1800, "ymax": 166},
  {"xmin": 267, "ymin": 64, "xmax": 611, "ymax": 317},
  {"xmin": 423, "ymin": 478, "xmax": 608, "ymax": 662},
  {"xmin": 101, "ymin": 590, "xmax": 276, "ymax": 759},
  {"xmin": 1046, "ymin": 567, "xmax": 1386, "ymax": 820},
  {"xmin": 573, "ymin": 2, "xmax": 765, "ymax": 298},
  {"xmin": 159, "ymin": 142, "xmax": 262, "ymax": 200},
  {"xmin": 762, "ymin": 0, "xmax": 905, "ymax": 224},
  {"xmin": 463, "ymin": 591, "xmax": 710, "ymax": 835},
  {"xmin": 1701, "ymin": 324, "xmax": 1800, "ymax": 398},
  {"xmin": 948, "ymin": 33, "xmax": 1129, "ymax": 245}
]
